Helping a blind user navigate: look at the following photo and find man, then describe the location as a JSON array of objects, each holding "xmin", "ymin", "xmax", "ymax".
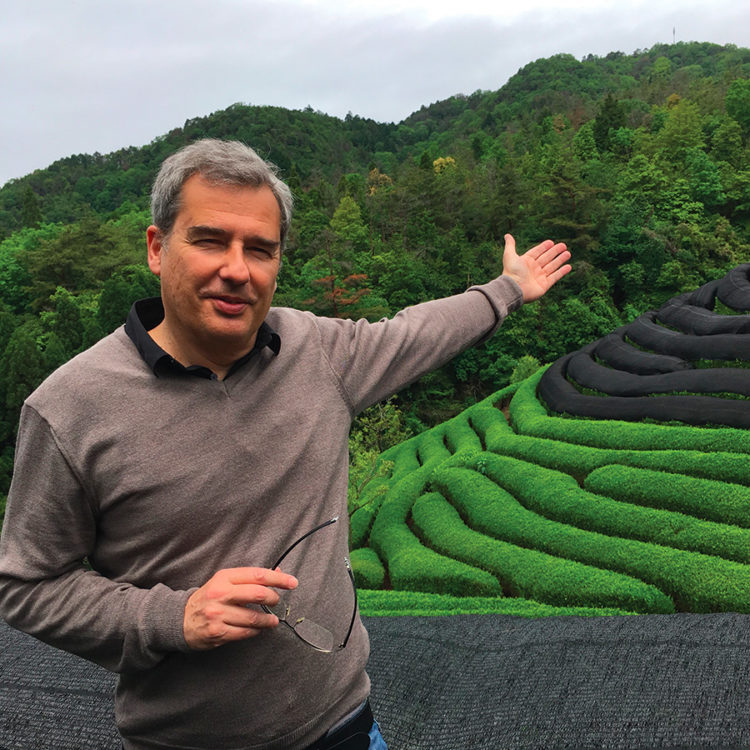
[{"xmin": 0, "ymin": 139, "xmax": 571, "ymax": 749}]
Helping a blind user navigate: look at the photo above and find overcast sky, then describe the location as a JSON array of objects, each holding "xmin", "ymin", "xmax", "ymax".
[{"xmin": 2, "ymin": 0, "xmax": 750, "ymax": 186}]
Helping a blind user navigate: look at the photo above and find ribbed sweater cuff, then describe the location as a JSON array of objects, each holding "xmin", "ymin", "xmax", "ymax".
[
  {"xmin": 468, "ymin": 275, "xmax": 524, "ymax": 323},
  {"xmin": 139, "ymin": 584, "xmax": 195, "ymax": 656}
]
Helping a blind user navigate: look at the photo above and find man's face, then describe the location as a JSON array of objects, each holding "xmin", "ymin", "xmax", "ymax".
[{"xmin": 147, "ymin": 175, "xmax": 281, "ymax": 363}]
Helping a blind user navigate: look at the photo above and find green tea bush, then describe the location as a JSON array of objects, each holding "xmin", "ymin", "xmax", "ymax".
[
  {"xmin": 431, "ymin": 465, "xmax": 674, "ymax": 613},
  {"xmin": 369, "ymin": 467, "xmax": 501, "ymax": 596},
  {"xmin": 496, "ymin": 460, "xmax": 750, "ymax": 565},
  {"xmin": 350, "ymin": 547, "xmax": 386, "ymax": 589},
  {"xmin": 351, "ymin": 356, "xmax": 750, "ymax": 615},
  {"xmin": 357, "ymin": 589, "xmax": 632, "ymax": 617},
  {"xmin": 442, "ymin": 414, "xmax": 483, "ymax": 454},
  {"xmin": 415, "ymin": 430, "xmax": 452, "ymax": 466},
  {"xmin": 483, "ymin": 427, "xmax": 750, "ymax": 486},
  {"xmin": 349, "ymin": 457, "xmax": 398, "ymax": 549},
  {"xmin": 380, "ymin": 440, "xmax": 421, "ymax": 480},
  {"xmin": 467, "ymin": 405, "xmax": 513, "ymax": 448},
  {"xmin": 411, "ymin": 491, "xmax": 667, "ymax": 612},
  {"xmin": 512, "ymin": 369, "xmax": 750, "ymax": 454},
  {"xmin": 435, "ymin": 460, "xmax": 750, "ymax": 613},
  {"xmin": 349, "ymin": 505, "xmax": 375, "ymax": 550},
  {"xmin": 585, "ymin": 466, "xmax": 750, "ymax": 528}
]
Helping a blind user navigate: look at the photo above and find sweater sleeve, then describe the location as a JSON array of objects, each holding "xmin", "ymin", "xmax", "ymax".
[
  {"xmin": 316, "ymin": 275, "xmax": 523, "ymax": 414},
  {"xmin": 0, "ymin": 404, "xmax": 193, "ymax": 673}
]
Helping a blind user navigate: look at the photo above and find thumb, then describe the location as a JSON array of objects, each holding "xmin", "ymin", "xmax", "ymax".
[{"xmin": 502, "ymin": 233, "xmax": 518, "ymax": 270}]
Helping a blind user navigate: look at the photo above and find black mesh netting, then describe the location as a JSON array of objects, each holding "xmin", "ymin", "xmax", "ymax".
[{"xmin": 3, "ymin": 614, "xmax": 750, "ymax": 749}]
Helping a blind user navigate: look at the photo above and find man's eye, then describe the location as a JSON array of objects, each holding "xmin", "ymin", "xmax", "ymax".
[{"xmin": 247, "ymin": 246, "xmax": 272, "ymax": 258}]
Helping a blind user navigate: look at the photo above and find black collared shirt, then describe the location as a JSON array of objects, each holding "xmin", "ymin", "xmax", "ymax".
[{"xmin": 124, "ymin": 298, "xmax": 281, "ymax": 380}]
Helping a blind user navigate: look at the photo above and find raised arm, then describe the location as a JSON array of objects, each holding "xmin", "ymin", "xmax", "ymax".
[{"xmin": 501, "ymin": 233, "xmax": 571, "ymax": 303}]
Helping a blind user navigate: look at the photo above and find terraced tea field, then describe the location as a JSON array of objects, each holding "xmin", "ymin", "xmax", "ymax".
[{"xmin": 353, "ymin": 264, "xmax": 750, "ymax": 617}]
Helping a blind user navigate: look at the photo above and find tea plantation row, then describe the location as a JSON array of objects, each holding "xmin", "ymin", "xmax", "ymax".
[{"xmin": 352, "ymin": 375, "xmax": 750, "ymax": 617}]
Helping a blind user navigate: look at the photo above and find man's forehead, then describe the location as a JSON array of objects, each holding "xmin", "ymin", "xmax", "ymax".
[
  {"xmin": 176, "ymin": 176, "xmax": 281, "ymax": 233},
  {"xmin": 181, "ymin": 173, "xmax": 273, "ymax": 201}
]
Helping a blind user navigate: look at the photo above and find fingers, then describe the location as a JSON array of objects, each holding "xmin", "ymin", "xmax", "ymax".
[
  {"xmin": 188, "ymin": 605, "xmax": 278, "ymax": 649},
  {"xmin": 184, "ymin": 567, "xmax": 298, "ymax": 650},
  {"xmin": 523, "ymin": 239, "xmax": 571, "ymax": 286},
  {"xmin": 222, "ymin": 567, "xmax": 298, "ymax": 590},
  {"xmin": 546, "ymin": 263, "xmax": 573, "ymax": 286},
  {"xmin": 539, "ymin": 245, "xmax": 571, "ymax": 276},
  {"xmin": 507, "ymin": 235, "xmax": 569, "ymax": 267},
  {"xmin": 538, "ymin": 242, "xmax": 569, "ymax": 263},
  {"xmin": 527, "ymin": 240, "xmax": 567, "ymax": 263}
]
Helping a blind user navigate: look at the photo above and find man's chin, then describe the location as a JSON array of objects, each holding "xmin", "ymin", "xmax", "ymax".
[{"xmin": 209, "ymin": 317, "xmax": 261, "ymax": 343}]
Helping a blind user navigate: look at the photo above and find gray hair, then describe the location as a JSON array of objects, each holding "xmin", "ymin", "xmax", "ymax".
[{"xmin": 150, "ymin": 139, "xmax": 294, "ymax": 251}]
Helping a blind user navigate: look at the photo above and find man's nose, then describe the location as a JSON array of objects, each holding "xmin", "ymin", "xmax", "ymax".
[{"xmin": 219, "ymin": 243, "xmax": 251, "ymax": 284}]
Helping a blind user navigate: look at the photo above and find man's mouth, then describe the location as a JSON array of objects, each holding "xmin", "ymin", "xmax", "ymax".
[{"xmin": 210, "ymin": 295, "xmax": 251, "ymax": 315}]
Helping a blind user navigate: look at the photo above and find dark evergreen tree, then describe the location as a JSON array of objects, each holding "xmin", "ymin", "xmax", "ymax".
[{"xmin": 592, "ymin": 94, "xmax": 626, "ymax": 152}]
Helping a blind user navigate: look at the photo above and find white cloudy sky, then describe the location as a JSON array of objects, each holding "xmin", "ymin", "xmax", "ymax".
[{"xmin": 2, "ymin": 0, "xmax": 749, "ymax": 186}]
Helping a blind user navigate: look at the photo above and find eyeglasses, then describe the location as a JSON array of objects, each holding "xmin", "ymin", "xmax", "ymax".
[{"xmin": 262, "ymin": 516, "xmax": 358, "ymax": 653}]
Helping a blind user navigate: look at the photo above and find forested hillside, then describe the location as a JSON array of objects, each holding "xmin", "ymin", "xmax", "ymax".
[{"xmin": 1, "ymin": 40, "xmax": 750, "ymax": 505}]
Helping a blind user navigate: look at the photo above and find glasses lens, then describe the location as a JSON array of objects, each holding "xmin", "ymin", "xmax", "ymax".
[
  {"xmin": 268, "ymin": 519, "xmax": 339, "ymax": 651},
  {"xmin": 270, "ymin": 584, "xmax": 336, "ymax": 651},
  {"xmin": 294, "ymin": 618, "xmax": 335, "ymax": 652}
]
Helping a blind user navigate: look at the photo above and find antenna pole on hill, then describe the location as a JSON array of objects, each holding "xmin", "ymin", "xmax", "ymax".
[{"xmin": 673, "ymin": 26, "xmax": 676, "ymax": 44}]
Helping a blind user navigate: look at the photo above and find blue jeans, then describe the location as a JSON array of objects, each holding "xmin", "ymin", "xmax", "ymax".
[
  {"xmin": 123, "ymin": 725, "xmax": 387, "ymax": 750},
  {"xmin": 368, "ymin": 720, "xmax": 388, "ymax": 749}
]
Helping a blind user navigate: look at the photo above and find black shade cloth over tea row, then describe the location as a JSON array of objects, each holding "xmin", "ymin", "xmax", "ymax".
[{"xmin": 539, "ymin": 263, "xmax": 750, "ymax": 427}]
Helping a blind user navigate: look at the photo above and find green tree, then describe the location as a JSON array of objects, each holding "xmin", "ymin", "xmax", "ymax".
[
  {"xmin": 510, "ymin": 355, "xmax": 542, "ymax": 383},
  {"xmin": 348, "ymin": 398, "xmax": 410, "ymax": 513},
  {"xmin": 1, "ymin": 321, "xmax": 45, "ymax": 418},
  {"xmin": 572, "ymin": 121, "xmax": 598, "ymax": 160},
  {"xmin": 43, "ymin": 286, "xmax": 83, "ymax": 354},
  {"xmin": 725, "ymin": 78, "xmax": 750, "ymax": 136},
  {"xmin": 21, "ymin": 217, "xmax": 115, "ymax": 308},
  {"xmin": 20, "ymin": 185, "xmax": 42, "ymax": 229},
  {"xmin": 711, "ymin": 117, "xmax": 745, "ymax": 167},
  {"xmin": 98, "ymin": 265, "xmax": 160, "ymax": 333},
  {"xmin": 656, "ymin": 98, "xmax": 705, "ymax": 162},
  {"xmin": 592, "ymin": 94, "xmax": 626, "ymax": 152},
  {"xmin": 330, "ymin": 196, "xmax": 368, "ymax": 254},
  {"xmin": 685, "ymin": 147, "xmax": 726, "ymax": 207}
]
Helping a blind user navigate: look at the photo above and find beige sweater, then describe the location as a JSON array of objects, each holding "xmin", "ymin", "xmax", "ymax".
[{"xmin": 0, "ymin": 277, "xmax": 522, "ymax": 749}]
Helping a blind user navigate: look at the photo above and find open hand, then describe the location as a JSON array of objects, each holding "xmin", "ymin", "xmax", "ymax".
[{"xmin": 501, "ymin": 234, "xmax": 572, "ymax": 303}]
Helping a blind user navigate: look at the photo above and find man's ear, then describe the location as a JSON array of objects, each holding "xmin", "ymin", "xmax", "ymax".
[{"xmin": 146, "ymin": 226, "xmax": 164, "ymax": 277}]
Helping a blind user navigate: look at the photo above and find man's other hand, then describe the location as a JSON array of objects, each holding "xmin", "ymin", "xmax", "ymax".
[
  {"xmin": 183, "ymin": 567, "xmax": 298, "ymax": 650},
  {"xmin": 501, "ymin": 234, "xmax": 572, "ymax": 303}
]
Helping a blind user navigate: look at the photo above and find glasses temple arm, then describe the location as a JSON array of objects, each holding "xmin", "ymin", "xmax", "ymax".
[
  {"xmin": 339, "ymin": 558, "xmax": 358, "ymax": 650},
  {"xmin": 270, "ymin": 516, "xmax": 338, "ymax": 570}
]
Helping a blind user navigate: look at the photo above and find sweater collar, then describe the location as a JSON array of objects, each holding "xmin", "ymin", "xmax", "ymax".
[{"xmin": 124, "ymin": 297, "xmax": 281, "ymax": 379}]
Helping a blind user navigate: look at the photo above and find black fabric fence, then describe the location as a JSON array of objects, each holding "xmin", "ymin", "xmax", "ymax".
[{"xmin": 2, "ymin": 614, "xmax": 750, "ymax": 749}]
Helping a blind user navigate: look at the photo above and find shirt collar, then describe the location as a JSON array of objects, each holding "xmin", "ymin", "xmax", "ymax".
[{"xmin": 124, "ymin": 297, "xmax": 281, "ymax": 379}]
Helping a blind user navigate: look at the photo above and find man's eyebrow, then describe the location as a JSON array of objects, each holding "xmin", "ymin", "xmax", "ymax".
[
  {"xmin": 186, "ymin": 225, "xmax": 280, "ymax": 250},
  {"xmin": 186, "ymin": 225, "xmax": 230, "ymax": 240}
]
